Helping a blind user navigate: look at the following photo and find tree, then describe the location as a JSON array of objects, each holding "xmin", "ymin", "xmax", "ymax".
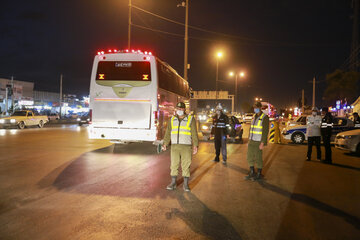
[{"xmin": 323, "ymin": 69, "xmax": 360, "ymax": 104}]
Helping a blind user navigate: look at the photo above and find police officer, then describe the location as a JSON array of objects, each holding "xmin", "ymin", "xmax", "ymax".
[
  {"xmin": 306, "ymin": 107, "xmax": 322, "ymax": 161},
  {"xmin": 353, "ymin": 112, "xmax": 360, "ymax": 128},
  {"xmin": 320, "ymin": 107, "xmax": 333, "ymax": 164},
  {"xmin": 245, "ymin": 102, "xmax": 269, "ymax": 181},
  {"xmin": 210, "ymin": 104, "xmax": 230, "ymax": 164},
  {"xmin": 162, "ymin": 102, "xmax": 199, "ymax": 192}
]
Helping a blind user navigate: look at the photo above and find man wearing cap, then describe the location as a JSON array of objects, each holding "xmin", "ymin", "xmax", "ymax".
[
  {"xmin": 306, "ymin": 107, "xmax": 322, "ymax": 161},
  {"xmin": 210, "ymin": 104, "xmax": 230, "ymax": 164},
  {"xmin": 245, "ymin": 101, "xmax": 269, "ymax": 181},
  {"xmin": 162, "ymin": 102, "xmax": 199, "ymax": 192},
  {"xmin": 321, "ymin": 107, "xmax": 333, "ymax": 164}
]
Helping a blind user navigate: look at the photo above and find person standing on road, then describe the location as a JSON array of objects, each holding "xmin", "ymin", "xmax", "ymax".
[
  {"xmin": 353, "ymin": 112, "xmax": 360, "ymax": 128},
  {"xmin": 306, "ymin": 107, "xmax": 322, "ymax": 161},
  {"xmin": 320, "ymin": 107, "xmax": 333, "ymax": 164},
  {"xmin": 162, "ymin": 102, "xmax": 199, "ymax": 192},
  {"xmin": 210, "ymin": 104, "xmax": 230, "ymax": 165},
  {"xmin": 245, "ymin": 102, "xmax": 269, "ymax": 181}
]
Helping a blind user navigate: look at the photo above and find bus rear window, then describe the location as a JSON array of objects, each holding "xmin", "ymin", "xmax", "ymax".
[{"xmin": 96, "ymin": 61, "xmax": 151, "ymax": 81}]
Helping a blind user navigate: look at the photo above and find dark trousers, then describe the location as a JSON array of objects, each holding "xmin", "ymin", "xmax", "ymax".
[
  {"xmin": 214, "ymin": 133, "xmax": 227, "ymax": 161},
  {"xmin": 322, "ymin": 134, "xmax": 332, "ymax": 162},
  {"xmin": 307, "ymin": 136, "xmax": 321, "ymax": 160}
]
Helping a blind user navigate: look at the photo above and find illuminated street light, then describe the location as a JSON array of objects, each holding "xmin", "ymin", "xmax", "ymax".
[{"xmin": 229, "ymin": 70, "xmax": 246, "ymax": 113}]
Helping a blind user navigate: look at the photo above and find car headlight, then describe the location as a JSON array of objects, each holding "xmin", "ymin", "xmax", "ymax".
[
  {"xmin": 201, "ymin": 125, "xmax": 209, "ymax": 130},
  {"xmin": 345, "ymin": 135, "xmax": 356, "ymax": 139},
  {"xmin": 77, "ymin": 118, "xmax": 81, "ymax": 121},
  {"xmin": 0, "ymin": 119, "xmax": 4, "ymax": 124},
  {"xmin": 10, "ymin": 119, "xmax": 16, "ymax": 123}
]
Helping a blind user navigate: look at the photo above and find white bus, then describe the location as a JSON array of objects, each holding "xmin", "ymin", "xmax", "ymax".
[{"xmin": 88, "ymin": 49, "xmax": 190, "ymax": 143}]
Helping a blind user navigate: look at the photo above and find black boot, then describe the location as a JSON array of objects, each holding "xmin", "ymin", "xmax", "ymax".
[
  {"xmin": 254, "ymin": 168, "xmax": 262, "ymax": 181},
  {"xmin": 244, "ymin": 166, "xmax": 255, "ymax": 180},
  {"xmin": 183, "ymin": 177, "xmax": 190, "ymax": 192},
  {"xmin": 166, "ymin": 176, "xmax": 177, "ymax": 190}
]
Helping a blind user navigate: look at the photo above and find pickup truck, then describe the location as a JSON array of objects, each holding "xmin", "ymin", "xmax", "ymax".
[{"xmin": 0, "ymin": 110, "xmax": 49, "ymax": 129}]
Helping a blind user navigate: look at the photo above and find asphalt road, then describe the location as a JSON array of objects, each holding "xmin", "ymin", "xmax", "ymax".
[{"xmin": 0, "ymin": 124, "xmax": 359, "ymax": 240}]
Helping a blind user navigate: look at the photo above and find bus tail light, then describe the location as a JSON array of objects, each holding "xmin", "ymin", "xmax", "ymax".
[{"xmin": 153, "ymin": 111, "xmax": 158, "ymax": 126}]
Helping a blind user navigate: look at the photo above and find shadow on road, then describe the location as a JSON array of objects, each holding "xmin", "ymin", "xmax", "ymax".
[
  {"xmin": 93, "ymin": 142, "xmax": 158, "ymax": 155},
  {"xmin": 258, "ymin": 181, "xmax": 360, "ymax": 230},
  {"xmin": 166, "ymin": 192, "xmax": 244, "ymax": 240},
  {"xmin": 310, "ymin": 160, "xmax": 360, "ymax": 172}
]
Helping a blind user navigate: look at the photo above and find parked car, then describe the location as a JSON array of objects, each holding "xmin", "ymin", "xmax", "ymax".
[
  {"xmin": 77, "ymin": 114, "xmax": 90, "ymax": 126},
  {"xmin": 335, "ymin": 129, "xmax": 360, "ymax": 155},
  {"xmin": 282, "ymin": 117, "xmax": 355, "ymax": 144},
  {"xmin": 286, "ymin": 115, "xmax": 309, "ymax": 127},
  {"xmin": 200, "ymin": 115, "xmax": 243, "ymax": 143},
  {"xmin": 243, "ymin": 113, "xmax": 253, "ymax": 123},
  {"xmin": 48, "ymin": 113, "xmax": 60, "ymax": 121},
  {"xmin": 0, "ymin": 110, "xmax": 49, "ymax": 129}
]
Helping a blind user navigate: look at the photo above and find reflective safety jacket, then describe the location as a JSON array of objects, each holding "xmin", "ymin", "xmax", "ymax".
[
  {"xmin": 249, "ymin": 112, "xmax": 269, "ymax": 142},
  {"xmin": 211, "ymin": 113, "xmax": 230, "ymax": 137},
  {"xmin": 170, "ymin": 115, "xmax": 193, "ymax": 145},
  {"xmin": 321, "ymin": 113, "xmax": 333, "ymax": 136},
  {"xmin": 354, "ymin": 117, "xmax": 360, "ymax": 128}
]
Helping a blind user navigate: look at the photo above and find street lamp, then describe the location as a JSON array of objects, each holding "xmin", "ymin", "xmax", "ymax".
[
  {"xmin": 215, "ymin": 51, "xmax": 223, "ymax": 99},
  {"xmin": 229, "ymin": 71, "xmax": 245, "ymax": 113}
]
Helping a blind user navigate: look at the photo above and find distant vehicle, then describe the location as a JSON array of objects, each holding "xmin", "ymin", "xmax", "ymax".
[
  {"xmin": 335, "ymin": 129, "xmax": 360, "ymax": 155},
  {"xmin": 243, "ymin": 113, "xmax": 254, "ymax": 123},
  {"xmin": 261, "ymin": 102, "xmax": 276, "ymax": 119},
  {"xmin": 88, "ymin": 49, "xmax": 190, "ymax": 143},
  {"xmin": 0, "ymin": 110, "xmax": 48, "ymax": 129},
  {"xmin": 48, "ymin": 113, "xmax": 60, "ymax": 121},
  {"xmin": 77, "ymin": 114, "xmax": 90, "ymax": 126},
  {"xmin": 200, "ymin": 115, "xmax": 243, "ymax": 143},
  {"xmin": 282, "ymin": 117, "xmax": 355, "ymax": 144}
]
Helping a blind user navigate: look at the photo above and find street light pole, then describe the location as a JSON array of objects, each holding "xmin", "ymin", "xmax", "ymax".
[
  {"xmin": 184, "ymin": 0, "xmax": 189, "ymax": 81},
  {"xmin": 216, "ymin": 59, "xmax": 219, "ymax": 100},
  {"xmin": 235, "ymin": 74, "xmax": 238, "ymax": 113},
  {"xmin": 128, "ymin": 0, "xmax": 132, "ymax": 49}
]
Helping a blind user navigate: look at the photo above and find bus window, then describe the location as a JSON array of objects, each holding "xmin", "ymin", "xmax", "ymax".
[{"xmin": 96, "ymin": 61, "xmax": 151, "ymax": 81}]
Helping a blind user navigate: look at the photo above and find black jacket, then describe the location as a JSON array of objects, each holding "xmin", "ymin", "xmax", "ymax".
[
  {"xmin": 321, "ymin": 112, "xmax": 333, "ymax": 136},
  {"xmin": 211, "ymin": 113, "xmax": 229, "ymax": 136}
]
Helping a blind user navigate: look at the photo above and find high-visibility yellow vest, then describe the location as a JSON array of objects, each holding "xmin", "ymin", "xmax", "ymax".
[
  {"xmin": 170, "ymin": 115, "xmax": 193, "ymax": 145},
  {"xmin": 249, "ymin": 113, "xmax": 265, "ymax": 141}
]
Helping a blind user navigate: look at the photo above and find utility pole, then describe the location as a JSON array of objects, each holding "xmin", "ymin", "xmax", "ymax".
[
  {"xmin": 301, "ymin": 89, "xmax": 305, "ymax": 114},
  {"xmin": 184, "ymin": 0, "xmax": 189, "ymax": 82},
  {"xmin": 59, "ymin": 74, "xmax": 63, "ymax": 119},
  {"xmin": 128, "ymin": 0, "xmax": 132, "ymax": 49},
  {"xmin": 351, "ymin": 0, "xmax": 359, "ymax": 71},
  {"xmin": 11, "ymin": 76, "xmax": 14, "ymax": 113},
  {"xmin": 312, "ymin": 77, "xmax": 315, "ymax": 108},
  {"xmin": 5, "ymin": 86, "xmax": 8, "ymax": 114}
]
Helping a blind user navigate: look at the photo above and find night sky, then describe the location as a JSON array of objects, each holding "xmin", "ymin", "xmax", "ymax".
[{"xmin": 0, "ymin": 0, "xmax": 356, "ymax": 108}]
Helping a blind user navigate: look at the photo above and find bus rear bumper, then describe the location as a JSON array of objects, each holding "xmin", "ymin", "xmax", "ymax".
[{"xmin": 88, "ymin": 125, "xmax": 157, "ymax": 142}]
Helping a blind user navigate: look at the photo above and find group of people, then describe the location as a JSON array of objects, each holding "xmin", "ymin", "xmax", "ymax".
[
  {"xmin": 306, "ymin": 107, "xmax": 334, "ymax": 163},
  {"xmin": 161, "ymin": 101, "xmax": 268, "ymax": 192}
]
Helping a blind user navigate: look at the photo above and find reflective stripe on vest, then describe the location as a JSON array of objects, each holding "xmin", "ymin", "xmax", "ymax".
[
  {"xmin": 249, "ymin": 113, "xmax": 265, "ymax": 141},
  {"xmin": 171, "ymin": 115, "xmax": 193, "ymax": 145}
]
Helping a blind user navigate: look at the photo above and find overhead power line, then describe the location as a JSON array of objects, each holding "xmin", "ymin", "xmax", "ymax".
[{"xmin": 132, "ymin": 4, "xmax": 345, "ymax": 47}]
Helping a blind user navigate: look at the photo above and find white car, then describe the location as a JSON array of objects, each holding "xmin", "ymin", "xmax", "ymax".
[
  {"xmin": 243, "ymin": 113, "xmax": 253, "ymax": 123},
  {"xmin": 335, "ymin": 129, "xmax": 360, "ymax": 154}
]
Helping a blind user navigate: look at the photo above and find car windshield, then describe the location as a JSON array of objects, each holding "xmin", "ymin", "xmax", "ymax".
[{"xmin": 11, "ymin": 111, "xmax": 27, "ymax": 116}]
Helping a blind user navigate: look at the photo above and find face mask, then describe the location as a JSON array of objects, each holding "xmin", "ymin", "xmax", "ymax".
[
  {"xmin": 176, "ymin": 110, "xmax": 184, "ymax": 116},
  {"xmin": 254, "ymin": 108, "xmax": 260, "ymax": 114},
  {"xmin": 312, "ymin": 112, "xmax": 317, "ymax": 116}
]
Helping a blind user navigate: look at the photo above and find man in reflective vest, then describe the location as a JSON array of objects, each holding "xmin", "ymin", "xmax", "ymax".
[
  {"xmin": 210, "ymin": 104, "xmax": 230, "ymax": 164},
  {"xmin": 245, "ymin": 101, "xmax": 269, "ymax": 181},
  {"xmin": 162, "ymin": 102, "xmax": 199, "ymax": 191},
  {"xmin": 320, "ymin": 107, "xmax": 333, "ymax": 164}
]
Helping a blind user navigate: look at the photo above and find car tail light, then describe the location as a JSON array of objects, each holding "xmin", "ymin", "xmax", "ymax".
[{"xmin": 89, "ymin": 109, "xmax": 92, "ymax": 124}]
